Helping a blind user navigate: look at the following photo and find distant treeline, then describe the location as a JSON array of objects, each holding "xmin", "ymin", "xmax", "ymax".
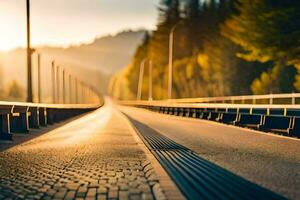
[
  {"xmin": 0, "ymin": 73, "xmax": 24, "ymax": 102},
  {"xmin": 109, "ymin": 0, "xmax": 300, "ymax": 100}
]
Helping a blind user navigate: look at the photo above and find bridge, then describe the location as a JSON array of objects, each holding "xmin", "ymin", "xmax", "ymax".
[
  {"xmin": 0, "ymin": 1, "xmax": 299, "ymax": 200},
  {"xmin": 0, "ymin": 94, "xmax": 299, "ymax": 200}
]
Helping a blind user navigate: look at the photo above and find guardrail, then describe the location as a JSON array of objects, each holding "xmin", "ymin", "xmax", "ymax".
[
  {"xmin": 121, "ymin": 98, "xmax": 300, "ymax": 138},
  {"xmin": 166, "ymin": 93, "xmax": 300, "ymax": 105},
  {"xmin": 0, "ymin": 102, "xmax": 102, "ymax": 141}
]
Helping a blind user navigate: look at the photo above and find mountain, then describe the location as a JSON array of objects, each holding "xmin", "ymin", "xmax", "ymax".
[
  {"xmin": 0, "ymin": 30, "xmax": 146, "ymax": 102},
  {"xmin": 39, "ymin": 30, "xmax": 146, "ymax": 75}
]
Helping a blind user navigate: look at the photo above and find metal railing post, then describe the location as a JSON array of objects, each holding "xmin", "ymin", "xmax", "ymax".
[
  {"xmin": 51, "ymin": 61, "xmax": 56, "ymax": 104},
  {"xmin": 87, "ymin": 87, "xmax": 90, "ymax": 103},
  {"xmin": 62, "ymin": 69, "xmax": 66, "ymax": 104},
  {"xmin": 37, "ymin": 53, "xmax": 42, "ymax": 103},
  {"xmin": 269, "ymin": 94, "xmax": 273, "ymax": 105},
  {"xmin": 75, "ymin": 78, "xmax": 78, "ymax": 104},
  {"xmin": 81, "ymin": 82, "xmax": 85, "ymax": 104},
  {"xmin": 292, "ymin": 92, "xmax": 296, "ymax": 105},
  {"xmin": 69, "ymin": 74, "xmax": 72, "ymax": 104},
  {"xmin": 56, "ymin": 66, "xmax": 60, "ymax": 104},
  {"xmin": 80, "ymin": 81, "xmax": 82, "ymax": 104}
]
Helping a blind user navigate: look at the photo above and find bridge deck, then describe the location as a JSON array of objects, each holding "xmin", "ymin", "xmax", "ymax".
[{"xmin": 0, "ymin": 102, "xmax": 299, "ymax": 200}]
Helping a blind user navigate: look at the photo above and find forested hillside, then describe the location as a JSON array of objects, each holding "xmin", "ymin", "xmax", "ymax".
[{"xmin": 110, "ymin": 0, "xmax": 300, "ymax": 100}]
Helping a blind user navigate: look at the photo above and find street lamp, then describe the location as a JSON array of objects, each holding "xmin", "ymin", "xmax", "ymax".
[
  {"xmin": 148, "ymin": 60, "xmax": 153, "ymax": 101},
  {"xmin": 56, "ymin": 65, "xmax": 60, "ymax": 103},
  {"xmin": 37, "ymin": 53, "xmax": 41, "ymax": 103},
  {"xmin": 137, "ymin": 58, "xmax": 153, "ymax": 101},
  {"xmin": 69, "ymin": 74, "xmax": 72, "ymax": 104},
  {"xmin": 62, "ymin": 69, "xmax": 66, "ymax": 104},
  {"xmin": 168, "ymin": 21, "xmax": 182, "ymax": 100},
  {"xmin": 51, "ymin": 61, "xmax": 56, "ymax": 103},
  {"xmin": 75, "ymin": 78, "xmax": 78, "ymax": 104},
  {"xmin": 137, "ymin": 58, "xmax": 150, "ymax": 101},
  {"xmin": 26, "ymin": 0, "xmax": 33, "ymax": 102}
]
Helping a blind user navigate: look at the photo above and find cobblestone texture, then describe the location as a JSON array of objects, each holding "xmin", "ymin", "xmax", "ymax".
[{"xmin": 0, "ymin": 105, "xmax": 163, "ymax": 200}]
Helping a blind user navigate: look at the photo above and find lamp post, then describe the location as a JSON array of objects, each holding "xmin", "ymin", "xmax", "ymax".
[
  {"xmin": 168, "ymin": 22, "xmax": 181, "ymax": 100},
  {"xmin": 148, "ymin": 60, "xmax": 153, "ymax": 101},
  {"xmin": 56, "ymin": 66, "xmax": 60, "ymax": 103},
  {"xmin": 62, "ymin": 69, "xmax": 66, "ymax": 104},
  {"xmin": 37, "ymin": 53, "xmax": 41, "ymax": 103},
  {"xmin": 26, "ymin": 0, "xmax": 33, "ymax": 102},
  {"xmin": 137, "ymin": 58, "xmax": 147, "ymax": 101},
  {"xmin": 51, "ymin": 61, "xmax": 56, "ymax": 103},
  {"xmin": 69, "ymin": 74, "xmax": 72, "ymax": 104},
  {"xmin": 81, "ymin": 82, "xmax": 84, "ymax": 104},
  {"xmin": 75, "ymin": 78, "xmax": 78, "ymax": 104}
]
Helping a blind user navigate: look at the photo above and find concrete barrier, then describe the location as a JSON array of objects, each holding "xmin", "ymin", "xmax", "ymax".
[
  {"xmin": 258, "ymin": 115, "xmax": 292, "ymax": 135},
  {"xmin": 0, "ymin": 102, "xmax": 101, "ymax": 141}
]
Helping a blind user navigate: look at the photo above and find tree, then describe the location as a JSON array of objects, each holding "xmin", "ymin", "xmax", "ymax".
[
  {"xmin": 251, "ymin": 64, "xmax": 296, "ymax": 94},
  {"xmin": 110, "ymin": 0, "xmax": 282, "ymax": 100},
  {"xmin": 149, "ymin": 0, "xmax": 183, "ymax": 99},
  {"xmin": 184, "ymin": 0, "xmax": 202, "ymax": 52},
  {"xmin": 7, "ymin": 80, "xmax": 25, "ymax": 101},
  {"xmin": 150, "ymin": 0, "xmax": 182, "ymax": 67},
  {"xmin": 222, "ymin": 0, "xmax": 300, "ymax": 92},
  {"xmin": 156, "ymin": 0, "xmax": 180, "ymax": 23},
  {"xmin": 223, "ymin": 0, "xmax": 300, "ymax": 64}
]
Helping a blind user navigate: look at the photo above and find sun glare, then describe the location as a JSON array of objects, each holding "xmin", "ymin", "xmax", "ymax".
[
  {"xmin": 0, "ymin": 0, "xmax": 158, "ymax": 52},
  {"xmin": 0, "ymin": 1, "xmax": 25, "ymax": 51}
]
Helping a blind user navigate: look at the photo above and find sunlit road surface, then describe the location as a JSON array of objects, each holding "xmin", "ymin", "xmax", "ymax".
[
  {"xmin": 0, "ymin": 103, "xmax": 165, "ymax": 200},
  {"xmin": 120, "ymin": 106, "xmax": 300, "ymax": 200}
]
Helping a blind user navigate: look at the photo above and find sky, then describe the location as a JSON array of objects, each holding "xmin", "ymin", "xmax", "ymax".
[{"xmin": 0, "ymin": 0, "xmax": 160, "ymax": 51}]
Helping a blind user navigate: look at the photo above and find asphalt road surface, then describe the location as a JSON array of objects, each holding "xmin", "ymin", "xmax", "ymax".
[{"xmin": 120, "ymin": 106, "xmax": 300, "ymax": 200}]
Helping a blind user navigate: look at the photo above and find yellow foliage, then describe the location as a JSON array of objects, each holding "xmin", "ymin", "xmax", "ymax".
[
  {"xmin": 251, "ymin": 72, "xmax": 272, "ymax": 95},
  {"xmin": 293, "ymin": 63, "xmax": 300, "ymax": 92},
  {"xmin": 186, "ymin": 63, "xmax": 194, "ymax": 79},
  {"xmin": 197, "ymin": 53, "xmax": 209, "ymax": 69}
]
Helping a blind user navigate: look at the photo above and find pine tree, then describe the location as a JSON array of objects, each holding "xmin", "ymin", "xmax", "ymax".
[
  {"xmin": 149, "ymin": 0, "xmax": 183, "ymax": 99},
  {"xmin": 222, "ymin": 0, "xmax": 300, "ymax": 93},
  {"xmin": 151, "ymin": 0, "xmax": 182, "ymax": 65},
  {"xmin": 184, "ymin": 0, "xmax": 202, "ymax": 52},
  {"xmin": 222, "ymin": 0, "xmax": 300, "ymax": 65}
]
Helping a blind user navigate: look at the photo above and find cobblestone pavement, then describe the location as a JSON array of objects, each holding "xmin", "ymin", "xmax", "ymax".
[{"xmin": 0, "ymin": 104, "xmax": 164, "ymax": 200}]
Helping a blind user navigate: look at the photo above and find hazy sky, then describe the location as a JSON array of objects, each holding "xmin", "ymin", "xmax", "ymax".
[{"xmin": 0, "ymin": 0, "xmax": 160, "ymax": 51}]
